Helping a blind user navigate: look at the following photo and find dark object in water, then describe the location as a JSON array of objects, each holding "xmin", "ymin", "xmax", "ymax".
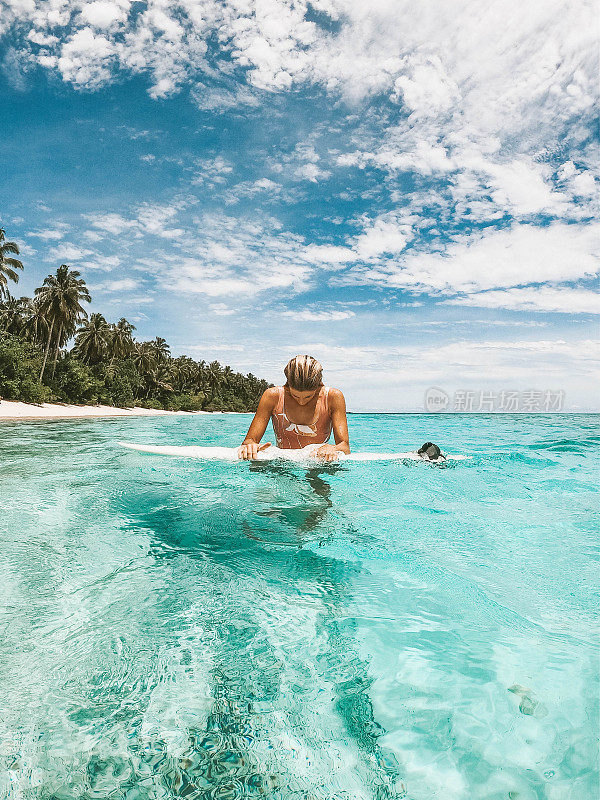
[{"xmin": 417, "ymin": 442, "xmax": 446, "ymax": 461}]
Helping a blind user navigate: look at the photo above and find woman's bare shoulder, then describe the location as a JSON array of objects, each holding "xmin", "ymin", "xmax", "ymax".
[
  {"xmin": 327, "ymin": 387, "xmax": 346, "ymax": 405},
  {"xmin": 261, "ymin": 386, "xmax": 280, "ymax": 405}
]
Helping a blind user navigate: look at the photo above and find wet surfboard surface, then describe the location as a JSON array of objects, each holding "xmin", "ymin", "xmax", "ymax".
[{"xmin": 118, "ymin": 441, "xmax": 465, "ymax": 462}]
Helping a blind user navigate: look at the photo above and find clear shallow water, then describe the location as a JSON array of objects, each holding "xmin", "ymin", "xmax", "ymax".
[{"xmin": 0, "ymin": 413, "xmax": 598, "ymax": 800}]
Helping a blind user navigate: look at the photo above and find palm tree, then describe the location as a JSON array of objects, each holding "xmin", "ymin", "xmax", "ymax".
[
  {"xmin": 74, "ymin": 313, "xmax": 111, "ymax": 364},
  {"xmin": 145, "ymin": 364, "xmax": 174, "ymax": 398},
  {"xmin": 0, "ymin": 294, "xmax": 31, "ymax": 335},
  {"xmin": 108, "ymin": 318, "xmax": 136, "ymax": 365},
  {"xmin": 0, "ymin": 229, "xmax": 23, "ymax": 300},
  {"xmin": 222, "ymin": 365, "xmax": 233, "ymax": 387},
  {"xmin": 26, "ymin": 299, "xmax": 51, "ymax": 348},
  {"xmin": 171, "ymin": 356, "xmax": 199, "ymax": 394},
  {"xmin": 132, "ymin": 341, "xmax": 156, "ymax": 374},
  {"xmin": 149, "ymin": 336, "xmax": 170, "ymax": 363},
  {"xmin": 34, "ymin": 264, "xmax": 91, "ymax": 381},
  {"xmin": 206, "ymin": 360, "xmax": 223, "ymax": 405}
]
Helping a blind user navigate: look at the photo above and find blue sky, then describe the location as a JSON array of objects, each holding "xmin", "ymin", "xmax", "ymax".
[{"xmin": 1, "ymin": 0, "xmax": 598, "ymax": 410}]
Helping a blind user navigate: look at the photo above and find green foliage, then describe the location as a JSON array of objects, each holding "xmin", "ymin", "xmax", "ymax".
[
  {"xmin": 139, "ymin": 398, "xmax": 164, "ymax": 410},
  {"xmin": 165, "ymin": 393, "xmax": 206, "ymax": 412},
  {"xmin": 179, "ymin": 394, "xmax": 205, "ymax": 411},
  {"xmin": 49, "ymin": 356, "xmax": 104, "ymax": 404},
  {"xmin": 0, "ymin": 333, "xmax": 51, "ymax": 403},
  {"xmin": 101, "ymin": 359, "xmax": 142, "ymax": 407},
  {"xmin": 0, "ymin": 225, "xmax": 270, "ymax": 411}
]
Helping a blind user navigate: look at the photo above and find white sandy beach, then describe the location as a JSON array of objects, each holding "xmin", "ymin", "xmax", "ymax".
[{"xmin": 0, "ymin": 400, "xmax": 209, "ymax": 420}]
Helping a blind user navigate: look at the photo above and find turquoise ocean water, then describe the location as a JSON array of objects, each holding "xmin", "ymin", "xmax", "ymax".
[{"xmin": 0, "ymin": 413, "xmax": 598, "ymax": 800}]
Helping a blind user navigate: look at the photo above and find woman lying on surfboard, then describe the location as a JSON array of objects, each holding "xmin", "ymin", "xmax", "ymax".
[
  {"xmin": 119, "ymin": 353, "xmax": 448, "ymax": 463},
  {"xmin": 239, "ymin": 354, "xmax": 350, "ymax": 463}
]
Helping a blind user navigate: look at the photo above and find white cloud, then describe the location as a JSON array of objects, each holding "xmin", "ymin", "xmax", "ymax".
[
  {"xmin": 253, "ymin": 178, "xmax": 279, "ymax": 190},
  {"xmin": 278, "ymin": 142, "xmax": 332, "ymax": 183},
  {"xmin": 5, "ymin": 0, "xmax": 596, "ymax": 128},
  {"xmin": 339, "ymin": 222, "xmax": 599, "ymax": 295},
  {"xmin": 5, "ymin": 0, "xmax": 597, "ymax": 234},
  {"xmin": 446, "ymin": 287, "xmax": 600, "ymax": 314},
  {"xmin": 191, "ymin": 82, "xmax": 260, "ymax": 113},
  {"xmin": 92, "ymin": 277, "xmax": 141, "ymax": 292},
  {"xmin": 151, "ymin": 212, "xmax": 315, "ymax": 297},
  {"xmin": 47, "ymin": 243, "xmax": 93, "ymax": 261},
  {"xmin": 477, "ymin": 159, "xmax": 568, "ymax": 216},
  {"xmin": 80, "ymin": 1, "xmax": 128, "ymax": 29},
  {"xmin": 83, "ymin": 231, "xmax": 104, "ymax": 243},
  {"xmin": 210, "ymin": 303, "xmax": 236, "ymax": 316},
  {"xmin": 282, "ymin": 309, "xmax": 355, "ymax": 322},
  {"xmin": 337, "ymin": 141, "xmax": 455, "ymax": 176},
  {"xmin": 302, "ymin": 244, "xmax": 358, "ymax": 266},
  {"xmin": 81, "ymin": 254, "xmax": 121, "ymax": 271},
  {"xmin": 222, "ymin": 177, "xmax": 283, "ymax": 205},
  {"xmin": 294, "ymin": 162, "xmax": 331, "ymax": 182},
  {"xmin": 85, "ymin": 204, "xmax": 184, "ymax": 240},
  {"xmin": 57, "ymin": 27, "xmax": 115, "ymax": 88},
  {"xmin": 27, "ymin": 30, "xmax": 58, "ymax": 46},
  {"xmin": 392, "ymin": 55, "xmax": 460, "ymax": 117},
  {"xmin": 353, "ymin": 213, "xmax": 412, "ymax": 259},
  {"xmin": 85, "ymin": 212, "xmax": 137, "ymax": 235},
  {"xmin": 192, "ymin": 156, "xmax": 234, "ymax": 185},
  {"xmin": 27, "ymin": 226, "xmax": 69, "ymax": 240},
  {"xmin": 571, "ymin": 171, "xmax": 597, "ymax": 197}
]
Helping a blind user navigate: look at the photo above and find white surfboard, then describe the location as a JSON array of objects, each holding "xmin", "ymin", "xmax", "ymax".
[{"xmin": 118, "ymin": 442, "xmax": 466, "ymax": 462}]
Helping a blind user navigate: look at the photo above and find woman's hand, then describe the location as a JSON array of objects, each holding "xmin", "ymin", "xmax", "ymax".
[
  {"xmin": 314, "ymin": 443, "xmax": 339, "ymax": 462},
  {"xmin": 238, "ymin": 441, "xmax": 272, "ymax": 460}
]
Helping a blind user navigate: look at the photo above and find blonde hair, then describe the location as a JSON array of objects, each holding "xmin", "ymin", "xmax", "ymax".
[{"xmin": 284, "ymin": 355, "xmax": 323, "ymax": 391}]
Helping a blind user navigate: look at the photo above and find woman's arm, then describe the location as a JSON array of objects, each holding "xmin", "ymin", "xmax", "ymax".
[
  {"xmin": 239, "ymin": 387, "xmax": 278, "ymax": 459},
  {"xmin": 316, "ymin": 388, "xmax": 350, "ymax": 461}
]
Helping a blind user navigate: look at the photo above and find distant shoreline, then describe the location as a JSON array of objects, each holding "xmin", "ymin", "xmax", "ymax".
[
  {"xmin": 0, "ymin": 400, "xmax": 213, "ymax": 420},
  {"xmin": 1, "ymin": 401, "xmax": 596, "ymax": 421}
]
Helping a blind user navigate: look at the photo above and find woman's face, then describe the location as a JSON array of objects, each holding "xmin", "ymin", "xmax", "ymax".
[{"xmin": 288, "ymin": 387, "xmax": 318, "ymax": 406}]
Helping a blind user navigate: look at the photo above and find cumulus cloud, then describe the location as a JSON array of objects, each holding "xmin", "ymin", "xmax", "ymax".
[
  {"xmin": 294, "ymin": 162, "xmax": 331, "ymax": 182},
  {"xmin": 80, "ymin": 0, "xmax": 128, "ymax": 29},
  {"xmin": 27, "ymin": 225, "xmax": 69, "ymax": 240},
  {"xmin": 85, "ymin": 212, "xmax": 137, "ymax": 235},
  {"xmin": 338, "ymin": 222, "xmax": 599, "ymax": 295},
  {"xmin": 209, "ymin": 303, "xmax": 236, "ymax": 316},
  {"xmin": 392, "ymin": 55, "xmax": 460, "ymax": 117},
  {"xmin": 4, "ymin": 0, "xmax": 597, "ymax": 231},
  {"xmin": 57, "ymin": 27, "xmax": 115, "ymax": 88},
  {"xmin": 191, "ymin": 81, "xmax": 260, "ymax": 113},
  {"xmin": 302, "ymin": 245, "xmax": 358, "ymax": 266},
  {"xmin": 276, "ymin": 142, "xmax": 332, "ymax": 183},
  {"xmin": 145, "ymin": 212, "xmax": 316, "ymax": 297},
  {"xmin": 352, "ymin": 212, "xmax": 412, "ymax": 259},
  {"xmin": 192, "ymin": 156, "xmax": 234, "ymax": 185},
  {"xmin": 446, "ymin": 287, "xmax": 600, "ymax": 314},
  {"xmin": 222, "ymin": 178, "xmax": 284, "ymax": 205},
  {"xmin": 3, "ymin": 0, "xmax": 596, "ymax": 124},
  {"xmin": 47, "ymin": 243, "xmax": 94, "ymax": 261},
  {"xmin": 281, "ymin": 309, "xmax": 355, "ymax": 322},
  {"xmin": 92, "ymin": 277, "xmax": 141, "ymax": 292},
  {"xmin": 85, "ymin": 204, "xmax": 185, "ymax": 239}
]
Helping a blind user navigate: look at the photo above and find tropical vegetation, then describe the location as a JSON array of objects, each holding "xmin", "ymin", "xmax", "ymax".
[{"xmin": 0, "ymin": 227, "xmax": 270, "ymax": 411}]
